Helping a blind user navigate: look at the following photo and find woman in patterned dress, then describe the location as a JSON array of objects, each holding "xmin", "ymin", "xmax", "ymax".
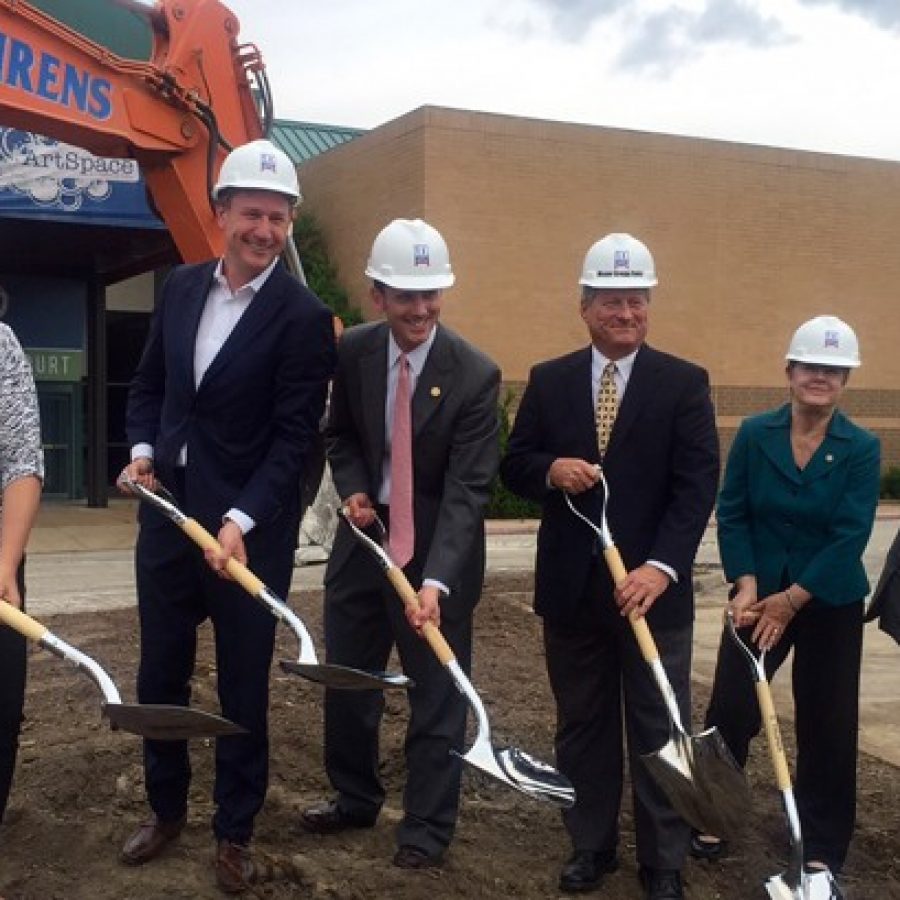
[{"xmin": 0, "ymin": 322, "xmax": 44, "ymax": 825}]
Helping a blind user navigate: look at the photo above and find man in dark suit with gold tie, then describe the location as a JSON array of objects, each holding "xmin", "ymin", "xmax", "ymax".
[
  {"xmin": 501, "ymin": 233, "xmax": 719, "ymax": 899},
  {"xmin": 301, "ymin": 219, "xmax": 501, "ymax": 870}
]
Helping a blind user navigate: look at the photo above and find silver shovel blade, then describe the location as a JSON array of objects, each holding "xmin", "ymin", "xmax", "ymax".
[
  {"xmin": 460, "ymin": 737, "xmax": 576, "ymax": 808},
  {"xmin": 642, "ymin": 726, "xmax": 750, "ymax": 840},
  {"xmin": 766, "ymin": 870, "xmax": 839, "ymax": 900},
  {"xmin": 278, "ymin": 660, "xmax": 413, "ymax": 690},
  {"xmin": 104, "ymin": 703, "xmax": 247, "ymax": 740},
  {"xmin": 495, "ymin": 747, "xmax": 576, "ymax": 808}
]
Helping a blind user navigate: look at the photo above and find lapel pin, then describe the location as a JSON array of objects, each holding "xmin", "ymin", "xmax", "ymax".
[
  {"xmin": 430, "ymin": 386, "xmax": 441, "ymax": 398},
  {"xmin": 825, "ymin": 453, "xmax": 834, "ymax": 463}
]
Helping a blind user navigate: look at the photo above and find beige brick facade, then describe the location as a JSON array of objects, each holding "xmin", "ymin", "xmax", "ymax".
[{"xmin": 299, "ymin": 106, "xmax": 900, "ymax": 469}]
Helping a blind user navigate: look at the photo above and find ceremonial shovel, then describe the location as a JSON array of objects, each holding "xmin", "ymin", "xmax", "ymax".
[
  {"xmin": 563, "ymin": 469, "xmax": 749, "ymax": 839},
  {"xmin": 126, "ymin": 480, "xmax": 411, "ymax": 691},
  {"xmin": 340, "ymin": 508, "xmax": 576, "ymax": 808},
  {"xmin": 726, "ymin": 613, "xmax": 840, "ymax": 900},
  {"xmin": 0, "ymin": 601, "xmax": 243, "ymax": 739}
]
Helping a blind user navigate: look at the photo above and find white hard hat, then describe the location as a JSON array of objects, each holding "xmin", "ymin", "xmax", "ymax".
[
  {"xmin": 365, "ymin": 218, "xmax": 455, "ymax": 290},
  {"xmin": 212, "ymin": 139, "xmax": 301, "ymax": 203},
  {"xmin": 786, "ymin": 315, "xmax": 861, "ymax": 368},
  {"xmin": 579, "ymin": 233, "xmax": 658, "ymax": 289}
]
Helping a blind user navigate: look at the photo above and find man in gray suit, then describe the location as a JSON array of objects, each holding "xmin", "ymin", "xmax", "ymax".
[{"xmin": 301, "ymin": 219, "xmax": 500, "ymax": 869}]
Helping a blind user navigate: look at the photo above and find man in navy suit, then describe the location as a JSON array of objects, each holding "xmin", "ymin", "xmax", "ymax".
[
  {"xmin": 118, "ymin": 140, "xmax": 336, "ymax": 892},
  {"xmin": 501, "ymin": 233, "xmax": 719, "ymax": 900}
]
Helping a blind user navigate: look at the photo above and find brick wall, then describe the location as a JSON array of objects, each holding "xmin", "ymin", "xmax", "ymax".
[{"xmin": 299, "ymin": 105, "xmax": 900, "ymax": 468}]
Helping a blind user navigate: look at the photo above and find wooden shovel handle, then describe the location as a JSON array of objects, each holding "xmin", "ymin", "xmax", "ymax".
[
  {"xmin": 603, "ymin": 545, "xmax": 660, "ymax": 665},
  {"xmin": 755, "ymin": 680, "xmax": 793, "ymax": 791},
  {"xmin": 0, "ymin": 599, "xmax": 48, "ymax": 643},
  {"xmin": 179, "ymin": 518, "xmax": 265, "ymax": 597},
  {"xmin": 384, "ymin": 566, "xmax": 456, "ymax": 667}
]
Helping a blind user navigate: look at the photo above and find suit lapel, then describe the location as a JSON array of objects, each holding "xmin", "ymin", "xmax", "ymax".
[
  {"xmin": 359, "ymin": 325, "xmax": 388, "ymax": 471},
  {"xmin": 758, "ymin": 405, "xmax": 803, "ymax": 485},
  {"xmin": 413, "ymin": 326, "xmax": 454, "ymax": 437},
  {"xmin": 800, "ymin": 409, "xmax": 854, "ymax": 484},
  {"xmin": 177, "ymin": 263, "xmax": 216, "ymax": 394},
  {"xmin": 606, "ymin": 344, "xmax": 656, "ymax": 457}
]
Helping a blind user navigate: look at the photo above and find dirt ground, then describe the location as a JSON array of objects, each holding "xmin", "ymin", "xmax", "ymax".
[{"xmin": 2, "ymin": 571, "xmax": 900, "ymax": 899}]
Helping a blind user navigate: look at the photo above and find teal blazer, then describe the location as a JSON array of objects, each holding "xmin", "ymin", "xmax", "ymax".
[{"xmin": 717, "ymin": 404, "xmax": 880, "ymax": 607}]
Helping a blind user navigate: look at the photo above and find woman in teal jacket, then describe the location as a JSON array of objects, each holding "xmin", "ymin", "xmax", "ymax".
[{"xmin": 693, "ymin": 316, "xmax": 880, "ymax": 888}]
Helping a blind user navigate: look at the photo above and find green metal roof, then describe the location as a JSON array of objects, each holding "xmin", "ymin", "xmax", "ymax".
[
  {"xmin": 270, "ymin": 119, "xmax": 364, "ymax": 165},
  {"xmin": 28, "ymin": 0, "xmax": 153, "ymax": 60}
]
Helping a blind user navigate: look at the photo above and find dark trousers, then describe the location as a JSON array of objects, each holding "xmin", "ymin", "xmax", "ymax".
[
  {"xmin": 322, "ymin": 545, "xmax": 473, "ymax": 859},
  {"xmin": 0, "ymin": 561, "xmax": 26, "ymax": 824},
  {"xmin": 543, "ymin": 562, "xmax": 692, "ymax": 870},
  {"xmin": 135, "ymin": 509, "xmax": 288, "ymax": 845},
  {"xmin": 704, "ymin": 600, "xmax": 863, "ymax": 872}
]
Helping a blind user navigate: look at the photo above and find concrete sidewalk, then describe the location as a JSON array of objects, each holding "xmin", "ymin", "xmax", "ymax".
[{"xmin": 22, "ymin": 499, "xmax": 900, "ymax": 768}]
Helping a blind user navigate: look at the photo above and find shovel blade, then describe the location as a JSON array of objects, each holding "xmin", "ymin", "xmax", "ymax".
[
  {"xmin": 278, "ymin": 659, "xmax": 413, "ymax": 690},
  {"xmin": 766, "ymin": 872, "xmax": 838, "ymax": 900},
  {"xmin": 642, "ymin": 726, "xmax": 750, "ymax": 840},
  {"xmin": 460, "ymin": 738, "xmax": 576, "ymax": 808},
  {"xmin": 765, "ymin": 875, "xmax": 804, "ymax": 900},
  {"xmin": 104, "ymin": 703, "xmax": 247, "ymax": 740}
]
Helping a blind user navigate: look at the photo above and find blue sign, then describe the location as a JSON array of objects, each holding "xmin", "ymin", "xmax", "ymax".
[
  {"xmin": 0, "ymin": 128, "xmax": 164, "ymax": 228},
  {"xmin": 0, "ymin": 32, "xmax": 112, "ymax": 120}
]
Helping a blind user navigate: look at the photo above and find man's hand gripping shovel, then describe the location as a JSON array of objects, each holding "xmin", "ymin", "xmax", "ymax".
[
  {"xmin": 338, "ymin": 507, "xmax": 576, "ymax": 808},
  {"xmin": 124, "ymin": 479, "xmax": 411, "ymax": 692},
  {"xmin": 563, "ymin": 466, "xmax": 750, "ymax": 840}
]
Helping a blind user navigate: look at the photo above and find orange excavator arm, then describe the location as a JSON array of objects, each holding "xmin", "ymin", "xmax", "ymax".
[{"xmin": 0, "ymin": 0, "xmax": 268, "ymax": 262}]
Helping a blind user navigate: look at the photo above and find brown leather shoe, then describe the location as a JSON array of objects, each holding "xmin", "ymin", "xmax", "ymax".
[
  {"xmin": 393, "ymin": 845, "xmax": 442, "ymax": 870},
  {"xmin": 215, "ymin": 840, "xmax": 255, "ymax": 894},
  {"xmin": 120, "ymin": 814, "xmax": 186, "ymax": 866},
  {"xmin": 300, "ymin": 799, "xmax": 376, "ymax": 835}
]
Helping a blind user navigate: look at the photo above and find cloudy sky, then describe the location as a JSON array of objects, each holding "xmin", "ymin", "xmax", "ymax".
[{"xmin": 223, "ymin": 0, "xmax": 900, "ymax": 161}]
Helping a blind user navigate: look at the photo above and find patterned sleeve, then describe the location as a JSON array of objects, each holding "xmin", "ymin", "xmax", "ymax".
[{"xmin": 0, "ymin": 323, "xmax": 44, "ymax": 492}]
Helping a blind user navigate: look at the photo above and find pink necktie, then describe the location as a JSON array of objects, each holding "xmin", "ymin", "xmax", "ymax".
[{"xmin": 389, "ymin": 353, "xmax": 414, "ymax": 567}]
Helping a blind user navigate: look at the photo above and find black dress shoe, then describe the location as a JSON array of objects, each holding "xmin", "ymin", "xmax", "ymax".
[
  {"xmin": 559, "ymin": 850, "xmax": 619, "ymax": 893},
  {"xmin": 689, "ymin": 830, "xmax": 728, "ymax": 861},
  {"xmin": 300, "ymin": 799, "xmax": 376, "ymax": 834},
  {"xmin": 393, "ymin": 845, "xmax": 442, "ymax": 869},
  {"xmin": 639, "ymin": 866, "xmax": 684, "ymax": 900},
  {"xmin": 120, "ymin": 814, "xmax": 187, "ymax": 866}
]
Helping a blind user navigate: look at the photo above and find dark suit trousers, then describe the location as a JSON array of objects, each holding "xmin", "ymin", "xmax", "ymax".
[
  {"xmin": 543, "ymin": 561, "xmax": 691, "ymax": 870},
  {"xmin": 0, "ymin": 561, "xmax": 27, "ymax": 823},
  {"xmin": 323, "ymin": 545, "xmax": 471, "ymax": 858},
  {"xmin": 704, "ymin": 599, "xmax": 863, "ymax": 872},
  {"xmin": 135, "ymin": 508, "xmax": 285, "ymax": 845}
]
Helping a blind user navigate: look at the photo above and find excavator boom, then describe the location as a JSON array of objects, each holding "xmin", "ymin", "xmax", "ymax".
[{"xmin": 0, "ymin": 0, "xmax": 268, "ymax": 262}]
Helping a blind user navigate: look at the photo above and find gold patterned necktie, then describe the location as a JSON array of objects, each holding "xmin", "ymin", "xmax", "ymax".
[{"xmin": 596, "ymin": 361, "xmax": 619, "ymax": 457}]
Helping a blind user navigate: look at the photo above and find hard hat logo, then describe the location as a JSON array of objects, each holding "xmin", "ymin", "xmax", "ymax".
[
  {"xmin": 824, "ymin": 330, "xmax": 839, "ymax": 349},
  {"xmin": 413, "ymin": 244, "xmax": 430, "ymax": 267},
  {"xmin": 260, "ymin": 153, "xmax": 277, "ymax": 173},
  {"xmin": 614, "ymin": 249, "xmax": 629, "ymax": 271}
]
